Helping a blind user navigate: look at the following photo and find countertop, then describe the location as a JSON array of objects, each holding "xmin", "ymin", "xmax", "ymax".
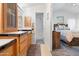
[
  {"xmin": 0, "ymin": 31, "xmax": 27, "ymax": 36},
  {"xmin": 18, "ymin": 28, "xmax": 33, "ymax": 31},
  {"xmin": 0, "ymin": 39, "xmax": 16, "ymax": 51}
]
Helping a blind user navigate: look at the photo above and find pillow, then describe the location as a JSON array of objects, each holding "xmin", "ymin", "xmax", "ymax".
[
  {"xmin": 64, "ymin": 26, "xmax": 70, "ymax": 30},
  {"xmin": 66, "ymin": 32, "xmax": 73, "ymax": 42},
  {"xmin": 58, "ymin": 25, "xmax": 64, "ymax": 30},
  {"xmin": 55, "ymin": 27, "xmax": 59, "ymax": 30}
]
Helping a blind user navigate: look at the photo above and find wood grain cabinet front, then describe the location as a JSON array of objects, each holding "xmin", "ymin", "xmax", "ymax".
[
  {"xmin": 0, "ymin": 32, "xmax": 32, "ymax": 56},
  {"xmin": 0, "ymin": 3, "xmax": 17, "ymax": 33},
  {"xmin": 24, "ymin": 16, "xmax": 32, "ymax": 28},
  {"xmin": 27, "ymin": 32, "xmax": 32, "ymax": 48},
  {"xmin": 3, "ymin": 3, "xmax": 18, "ymax": 32},
  {"xmin": 0, "ymin": 41, "xmax": 16, "ymax": 56},
  {"xmin": 52, "ymin": 31, "xmax": 60, "ymax": 49},
  {"xmin": 20, "ymin": 34, "xmax": 28, "ymax": 55},
  {"xmin": 19, "ymin": 32, "xmax": 32, "ymax": 56}
]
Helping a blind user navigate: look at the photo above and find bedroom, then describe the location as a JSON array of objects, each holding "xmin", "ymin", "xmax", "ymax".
[{"xmin": 52, "ymin": 3, "xmax": 79, "ymax": 56}]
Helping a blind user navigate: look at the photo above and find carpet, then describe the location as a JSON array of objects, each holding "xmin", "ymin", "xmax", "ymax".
[{"xmin": 52, "ymin": 42, "xmax": 79, "ymax": 56}]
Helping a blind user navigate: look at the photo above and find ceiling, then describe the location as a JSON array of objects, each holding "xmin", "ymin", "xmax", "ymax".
[
  {"xmin": 53, "ymin": 3, "xmax": 79, "ymax": 14},
  {"xmin": 26, "ymin": 3, "xmax": 47, "ymax": 8},
  {"xmin": 24, "ymin": 3, "xmax": 79, "ymax": 14}
]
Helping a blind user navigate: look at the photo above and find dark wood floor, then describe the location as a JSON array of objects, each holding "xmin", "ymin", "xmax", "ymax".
[
  {"xmin": 27, "ymin": 44, "xmax": 41, "ymax": 56},
  {"xmin": 27, "ymin": 39, "xmax": 44, "ymax": 56},
  {"xmin": 27, "ymin": 41, "xmax": 79, "ymax": 56}
]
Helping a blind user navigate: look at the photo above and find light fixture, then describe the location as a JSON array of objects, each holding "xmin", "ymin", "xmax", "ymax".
[
  {"xmin": 72, "ymin": 3, "xmax": 79, "ymax": 7},
  {"xmin": 72, "ymin": 3, "xmax": 76, "ymax": 6}
]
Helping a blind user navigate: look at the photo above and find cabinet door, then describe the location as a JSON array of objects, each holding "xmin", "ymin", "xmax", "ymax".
[
  {"xmin": 28, "ymin": 33, "xmax": 32, "ymax": 48},
  {"xmin": 20, "ymin": 33, "xmax": 32, "ymax": 56},
  {"xmin": 24, "ymin": 16, "xmax": 32, "ymax": 28},
  {"xmin": 3, "ymin": 3, "xmax": 17, "ymax": 32},
  {"xmin": 0, "ymin": 42, "xmax": 16, "ymax": 56},
  {"xmin": 0, "ymin": 3, "xmax": 3, "ymax": 33},
  {"xmin": 20, "ymin": 34, "xmax": 28, "ymax": 56}
]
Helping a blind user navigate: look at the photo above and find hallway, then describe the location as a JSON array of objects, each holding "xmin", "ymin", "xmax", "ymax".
[
  {"xmin": 27, "ymin": 44, "xmax": 52, "ymax": 56},
  {"xmin": 36, "ymin": 39, "xmax": 44, "ymax": 44}
]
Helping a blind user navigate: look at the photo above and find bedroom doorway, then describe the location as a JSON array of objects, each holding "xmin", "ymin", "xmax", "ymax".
[{"xmin": 35, "ymin": 13, "xmax": 44, "ymax": 44}]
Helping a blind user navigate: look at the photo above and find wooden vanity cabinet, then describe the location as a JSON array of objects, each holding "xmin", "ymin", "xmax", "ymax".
[
  {"xmin": 0, "ymin": 32, "xmax": 32, "ymax": 56},
  {"xmin": 20, "ymin": 32, "xmax": 32, "ymax": 56},
  {"xmin": 0, "ymin": 40, "xmax": 16, "ymax": 56},
  {"xmin": 27, "ymin": 32, "xmax": 32, "ymax": 48},
  {"xmin": 20, "ymin": 34, "xmax": 28, "ymax": 56},
  {"xmin": 0, "ymin": 3, "xmax": 17, "ymax": 33}
]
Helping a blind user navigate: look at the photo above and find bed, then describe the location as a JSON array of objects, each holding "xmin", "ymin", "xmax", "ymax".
[{"xmin": 54, "ymin": 23, "xmax": 79, "ymax": 46}]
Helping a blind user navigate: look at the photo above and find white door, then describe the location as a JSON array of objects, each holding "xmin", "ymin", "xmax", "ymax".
[{"xmin": 36, "ymin": 13, "xmax": 44, "ymax": 40}]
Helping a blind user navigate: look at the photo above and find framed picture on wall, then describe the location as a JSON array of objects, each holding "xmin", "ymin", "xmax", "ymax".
[{"xmin": 56, "ymin": 16, "xmax": 64, "ymax": 24}]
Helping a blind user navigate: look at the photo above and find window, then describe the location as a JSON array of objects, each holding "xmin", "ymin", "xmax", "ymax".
[{"xmin": 68, "ymin": 19, "xmax": 76, "ymax": 30}]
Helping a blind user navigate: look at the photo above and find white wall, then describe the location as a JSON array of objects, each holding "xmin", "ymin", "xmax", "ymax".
[
  {"xmin": 25, "ymin": 4, "xmax": 47, "ymax": 44},
  {"xmin": 25, "ymin": 4, "xmax": 53, "ymax": 51},
  {"xmin": 53, "ymin": 10, "xmax": 78, "ymax": 30},
  {"xmin": 75, "ymin": 15, "xmax": 79, "ymax": 31},
  {"xmin": 17, "ymin": 3, "xmax": 26, "ymax": 28},
  {"xmin": 44, "ymin": 4, "xmax": 52, "ymax": 51}
]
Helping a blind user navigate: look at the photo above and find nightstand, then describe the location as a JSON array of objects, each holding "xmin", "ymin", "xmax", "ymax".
[{"xmin": 52, "ymin": 31, "xmax": 60, "ymax": 49}]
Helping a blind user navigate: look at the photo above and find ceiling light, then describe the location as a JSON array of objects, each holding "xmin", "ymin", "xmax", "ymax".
[
  {"xmin": 72, "ymin": 3, "xmax": 76, "ymax": 6},
  {"xmin": 72, "ymin": 3, "xmax": 79, "ymax": 7}
]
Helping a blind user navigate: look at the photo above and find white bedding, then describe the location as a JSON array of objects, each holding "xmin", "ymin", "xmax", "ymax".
[
  {"xmin": 55, "ymin": 24, "xmax": 79, "ymax": 43},
  {"xmin": 56, "ymin": 29, "xmax": 73, "ymax": 42}
]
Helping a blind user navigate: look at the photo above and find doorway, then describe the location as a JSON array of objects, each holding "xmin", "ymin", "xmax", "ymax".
[{"xmin": 35, "ymin": 13, "xmax": 44, "ymax": 44}]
